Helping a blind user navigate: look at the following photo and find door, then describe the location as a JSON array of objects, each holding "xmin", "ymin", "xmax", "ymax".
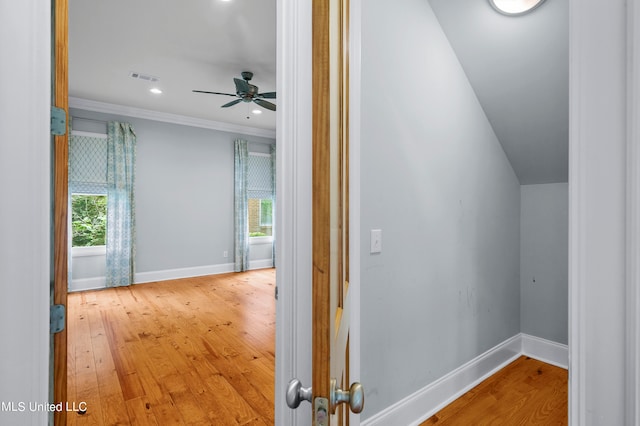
[
  {"xmin": 286, "ymin": 0, "xmax": 363, "ymax": 424},
  {"xmin": 52, "ymin": 0, "xmax": 69, "ymax": 424},
  {"xmin": 312, "ymin": 0, "xmax": 362, "ymax": 424}
]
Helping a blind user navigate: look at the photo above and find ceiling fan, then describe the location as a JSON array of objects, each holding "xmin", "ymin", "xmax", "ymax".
[{"xmin": 193, "ymin": 71, "xmax": 276, "ymax": 111}]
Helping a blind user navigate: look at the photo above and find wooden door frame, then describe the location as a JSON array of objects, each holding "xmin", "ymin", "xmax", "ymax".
[{"xmin": 52, "ymin": 0, "xmax": 69, "ymax": 424}]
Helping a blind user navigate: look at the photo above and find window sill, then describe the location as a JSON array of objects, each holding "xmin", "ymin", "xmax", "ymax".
[
  {"xmin": 250, "ymin": 236, "xmax": 273, "ymax": 245},
  {"xmin": 72, "ymin": 245, "xmax": 106, "ymax": 257}
]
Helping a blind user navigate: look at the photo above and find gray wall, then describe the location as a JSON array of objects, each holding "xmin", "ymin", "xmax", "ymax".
[
  {"xmin": 520, "ymin": 183, "xmax": 568, "ymax": 344},
  {"xmin": 360, "ymin": 0, "xmax": 521, "ymax": 417},
  {"xmin": 70, "ymin": 108, "xmax": 274, "ymax": 283}
]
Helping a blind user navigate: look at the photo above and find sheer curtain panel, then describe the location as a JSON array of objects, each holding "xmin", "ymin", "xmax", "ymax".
[
  {"xmin": 234, "ymin": 139, "xmax": 249, "ymax": 272},
  {"xmin": 106, "ymin": 121, "xmax": 136, "ymax": 287}
]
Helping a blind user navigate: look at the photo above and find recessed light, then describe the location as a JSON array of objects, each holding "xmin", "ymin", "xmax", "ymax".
[
  {"xmin": 149, "ymin": 88, "xmax": 163, "ymax": 94},
  {"xmin": 252, "ymin": 109, "xmax": 262, "ymax": 115},
  {"xmin": 489, "ymin": 0, "xmax": 545, "ymax": 15}
]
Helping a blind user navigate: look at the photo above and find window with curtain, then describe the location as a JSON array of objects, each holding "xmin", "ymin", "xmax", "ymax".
[
  {"xmin": 247, "ymin": 153, "xmax": 274, "ymax": 238},
  {"xmin": 234, "ymin": 141, "xmax": 276, "ymax": 272},
  {"xmin": 68, "ymin": 123, "xmax": 137, "ymax": 288}
]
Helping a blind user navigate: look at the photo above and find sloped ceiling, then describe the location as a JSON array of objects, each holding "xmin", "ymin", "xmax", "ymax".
[
  {"xmin": 69, "ymin": 0, "xmax": 568, "ymax": 184},
  {"xmin": 429, "ymin": 0, "xmax": 569, "ymax": 184}
]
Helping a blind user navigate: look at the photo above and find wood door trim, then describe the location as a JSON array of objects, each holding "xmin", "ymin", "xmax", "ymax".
[
  {"xmin": 53, "ymin": 0, "xmax": 69, "ymax": 424},
  {"xmin": 312, "ymin": 0, "xmax": 332, "ymax": 408}
]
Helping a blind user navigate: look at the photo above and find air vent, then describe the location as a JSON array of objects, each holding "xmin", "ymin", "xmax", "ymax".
[{"xmin": 129, "ymin": 71, "xmax": 159, "ymax": 82}]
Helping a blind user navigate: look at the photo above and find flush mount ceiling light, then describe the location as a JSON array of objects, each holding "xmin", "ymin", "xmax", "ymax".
[
  {"xmin": 489, "ymin": 0, "xmax": 545, "ymax": 15},
  {"xmin": 149, "ymin": 87, "xmax": 163, "ymax": 94}
]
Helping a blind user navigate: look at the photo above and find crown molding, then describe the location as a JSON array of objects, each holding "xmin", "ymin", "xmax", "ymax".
[{"xmin": 69, "ymin": 97, "xmax": 276, "ymax": 139}]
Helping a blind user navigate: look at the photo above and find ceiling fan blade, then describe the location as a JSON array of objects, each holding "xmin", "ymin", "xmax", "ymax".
[
  {"xmin": 221, "ymin": 99, "xmax": 243, "ymax": 108},
  {"xmin": 234, "ymin": 78, "xmax": 251, "ymax": 94},
  {"xmin": 193, "ymin": 90, "xmax": 237, "ymax": 97},
  {"xmin": 258, "ymin": 92, "xmax": 276, "ymax": 99},
  {"xmin": 254, "ymin": 99, "xmax": 276, "ymax": 111}
]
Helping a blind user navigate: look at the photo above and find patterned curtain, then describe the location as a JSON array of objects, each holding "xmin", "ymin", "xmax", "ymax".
[
  {"xmin": 271, "ymin": 144, "xmax": 276, "ymax": 267},
  {"xmin": 234, "ymin": 139, "xmax": 249, "ymax": 272},
  {"xmin": 106, "ymin": 122, "xmax": 136, "ymax": 287}
]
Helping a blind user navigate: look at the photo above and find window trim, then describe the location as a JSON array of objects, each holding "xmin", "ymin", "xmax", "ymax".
[
  {"xmin": 71, "ymin": 245, "xmax": 106, "ymax": 257},
  {"xmin": 250, "ymin": 235, "xmax": 273, "ymax": 245}
]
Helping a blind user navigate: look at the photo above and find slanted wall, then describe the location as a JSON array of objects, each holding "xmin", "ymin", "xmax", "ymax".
[{"xmin": 360, "ymin": 0, "xmax": 521, "ymax": 417}]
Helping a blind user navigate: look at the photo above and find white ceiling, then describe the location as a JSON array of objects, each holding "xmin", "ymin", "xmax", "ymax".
[
  {"xmin": 69, "ymin": 0, "xmax": 568, "ymax": 184},
  {"xmin": 68, "ymin": 0, "xmax": 277, "ymax": 132},
  {"xmin": 429, "ymin": 0, "xmax": 569, "ymax": 184}
]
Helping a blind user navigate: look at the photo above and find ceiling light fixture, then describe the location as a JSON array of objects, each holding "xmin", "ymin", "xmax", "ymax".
[
  {"xmin": 149, "ymin": 87, "xmax": 163, "ymax": 94},
  {"xmin": 489, "ymin": 0, "xmax": 545, "ymax": 15},
  {"xmin": 252, "ymin": 109, "xmax": 262, "ymax": 115}
]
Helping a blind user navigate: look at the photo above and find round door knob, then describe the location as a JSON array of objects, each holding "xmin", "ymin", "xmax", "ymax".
[
  {"xmin": 331, "ymin": 379, "xmax": 364, "ymax": 414},
  {"xmin": 286, "ymin": 378, "xmax": 312, "ymax": 409}
]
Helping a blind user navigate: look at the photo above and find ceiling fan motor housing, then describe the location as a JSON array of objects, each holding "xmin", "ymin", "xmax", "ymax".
[{"xmin": 239, "ymin": 84, "xmax": 259, "ymax": 100}]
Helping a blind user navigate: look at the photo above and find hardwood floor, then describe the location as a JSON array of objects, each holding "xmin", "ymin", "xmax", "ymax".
[
  {"xmin": 68, "ymin": 271, "xmax": 567, "ymax": 425},
  {"xmin": 421, "ymin": 356, "xmax": 568, "ymax": 425},
  {"xmin": 66, "ymin": 269, "xmax": 276, "ymax": 426}
]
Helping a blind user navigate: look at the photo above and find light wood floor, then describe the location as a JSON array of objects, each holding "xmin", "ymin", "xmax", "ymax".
[
  {"xmin": 66, "ymin": 269, "xmax": 276, "ymax": 426},
  {"xmin": 421, "ymin": 356, "xmax": 568, "ymax": 425}
]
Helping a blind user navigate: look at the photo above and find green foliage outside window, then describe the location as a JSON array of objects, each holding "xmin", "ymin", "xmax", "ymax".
[
  {"xmin": 260, "ymin": 199, "xmax": 273, "ymax": 226},
  {"xmin": 71, "ymin": 194, "xmax": 107, "ymax": 247}
]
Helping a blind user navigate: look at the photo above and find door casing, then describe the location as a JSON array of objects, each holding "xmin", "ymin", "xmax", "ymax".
[
  {"xmin": 52, "ymin": 0, "xmax": 69, "ymax": 425},
  {"xmin": 274, "ymin": 0, "xmax": 362, "ymax": 424}
]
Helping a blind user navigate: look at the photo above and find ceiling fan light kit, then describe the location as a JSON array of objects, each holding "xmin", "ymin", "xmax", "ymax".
[
  {"xmin": 489, "ymin": 0, "xmax": 545, "ymax": 16},
  {"xmin": 193, "ymin": 71, "xmax": 276, "ymax": 111}
]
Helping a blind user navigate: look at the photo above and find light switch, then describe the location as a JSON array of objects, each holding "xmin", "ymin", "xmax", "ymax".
[{"xmin": 370, "ymin": 229, "xmax": 382, "ymax": 254}]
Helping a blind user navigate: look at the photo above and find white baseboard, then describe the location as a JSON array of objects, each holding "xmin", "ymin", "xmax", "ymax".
[
  {"xmin": 70, "ymin": 260, "xmax": 275, "ymax": 291},
  {"xmin": 68, "ymin": 276, "xmax": 107, "ymax": 292},
  {"xmin": 249, "ymin": 259, "xmax": 274, "ymax": 270},
  {"xmin": 361, "ymin": 333, "xmax": 568, "ymax": 426},
  {"xmin": 134, "ymin": 263, "xmax": 236, "ymax": 284},
  {"xmin": 521, "ymin": 333, "xmax": 568, "ymax": 369}
]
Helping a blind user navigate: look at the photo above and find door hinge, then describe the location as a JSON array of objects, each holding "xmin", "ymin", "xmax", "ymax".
[
  {"xmin": 50, "ymin": 304, "xmax": 65, "ymax": 334},
  {"xmin": 51, "ymin": 106, "xmax": 67, "ymax": 136},
  {"xmin": 275, "ymin": 286, "xmax": 278, "ymax": 300}
]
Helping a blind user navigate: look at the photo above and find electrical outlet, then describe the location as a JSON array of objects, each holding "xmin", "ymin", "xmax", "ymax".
[{"xmin": 223, "ymin": 250, "xmax": 228, "ymax": 258}]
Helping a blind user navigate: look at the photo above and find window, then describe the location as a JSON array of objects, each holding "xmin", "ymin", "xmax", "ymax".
[
  {"xmin": 260, "ymin": 199, "xmax": 273, "ymax": 227},
  {"xmin": 69, "ymin": 132, "xmax": 109, "ymax": 255},
  {"xmin": 71, "ymin": 194, "xmax": 107, "ymax": 247},
  {"xmin": 248, "ymin": 198, "xmax": 273, "ymax": 237},
  {"xmin": 247, "ymin": 152, "xmax": 274, "ymax": 239}
]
